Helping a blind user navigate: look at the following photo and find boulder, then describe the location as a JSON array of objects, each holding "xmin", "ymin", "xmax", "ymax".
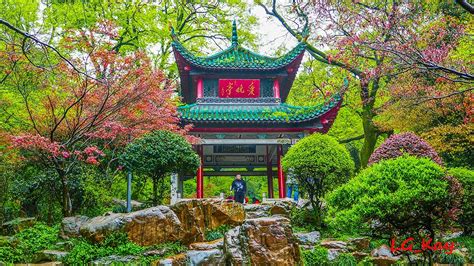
[
  {"xmin": 143, "ymin": 247, "xmax": 173, "ymax": 257},
  {"xmin": 370, "ymin": 244, "xmax": 401, "ymax": 266},
  {"xmin": 352, "ymin": 251, "xmax": 369, "ymax": 261},
  {"xmin": 244, "ymin": 204, "xmax": 271, "ymax": 219},
  {"xmin": 153, "ymin": 253, "xmax": 186, "ymax": 266},
  {"xmin": 327, "ymin": 249, "xmax": 342, "ymax": 261},
  {"xmin": 348, "ymin": 237, "xmax": 370, "ymax": 251},
  {"xmin": 61, "ymin": 216, "xmax": 90, "ymax": 238},
  {"xmin": 223, "ymin": 226, "xmax": 245, "ymax": 264},
  {"xmin": 62, "ymin": 200, "xmax": 246, "ymax": 246},
  {"xmin": 171, "ymin": 199, "xmax": 245, "ymax": 243},
  {"xmin": 91, "ymin": 255, "xmax": 138, "ymax": 265},
  {"xmin": 33, "ymin": 250, "xmax": 69, "ymax": 263},
  {"xmin": 224, "ymin": 217, "xmax": 301, "ymax": 265},
  {"xmin": 189, "ymin": 238, "xmax": 224, "ymax": 250},
  {"xmin": 2, "ymin": 217, "xmax": 36, "ymax": 234},
  {"xmin": 320, "ymin": 239, "xmax": 348, "ymax": 250},
  {"xmin": 112, "ymin": 198, "xmax": 144, "ymax": 210},
  {"xmin": 186, "ymin": 249, "xmax": 225, "ymax": 265},
  {"xmin": 74, "ymin": 206, "xmax": 185, "ymax": 245},
  {"xmin": 262, "ymin": 199, "xmax": 295, "ymax": 217},
  {"xmin": 295, "ymin": 231, "xmax": 321, "ymax": 246}
]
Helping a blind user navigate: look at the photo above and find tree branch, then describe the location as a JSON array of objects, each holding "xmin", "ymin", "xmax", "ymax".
[
  {"xmin": 0, "ymin": 18, "xmax": 103, "ymax": 83},
  {"xmin": 455, "ymin": 0, "xmax": 474, "ymax": 14}
]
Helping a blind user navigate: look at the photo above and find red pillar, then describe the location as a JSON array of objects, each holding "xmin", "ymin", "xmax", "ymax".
[
  {"xmin": 266, "ymin": 145, "xmax": 274, "ymax": 198},
  {"xmin": 277, "ymin": 144, "xmax": 286, "ymax": 198},
  {"xmin": 273, "ymin": 78, "xmax": 280, "ymax": 99},
  {"xmin": 197, "ymin": 78, "xmax": 203, "ymax": 98},
  {"xmin": 196, "ymin": 145, "xmax": 204, "ymax": 198}
]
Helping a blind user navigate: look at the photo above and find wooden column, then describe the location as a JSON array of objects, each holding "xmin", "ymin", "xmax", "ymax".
[
  {"xmin": 266, "ymin": 145, "xmax": 274, "ymax": 198},
  {"xmin": 277, "ymin": 144, "xmax": 285, "ymax": 198},
  {"xmin": 196, "ymin": 145, "xmax": 204, "ymax": 198},
  {"xmin": 273, "ymin": 78, "xmax": 280, "ymax": 99},
  {"xmin": 197, "ymin": 78, "xmax": 203, "ymax": 98}
]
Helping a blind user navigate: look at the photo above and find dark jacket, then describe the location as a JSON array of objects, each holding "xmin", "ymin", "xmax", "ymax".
[{"xmin": 231, "ymin": 179, "xmax": 247, "ymax": 194}]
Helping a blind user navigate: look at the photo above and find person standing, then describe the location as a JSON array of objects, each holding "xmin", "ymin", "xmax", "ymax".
[
  {"xmin": 286, "ymin": 168, "xmax": 299, "ymax": 201},
  {"xmin": 231, "ymin": 174, "xmax": 247, "ymax": 204}
]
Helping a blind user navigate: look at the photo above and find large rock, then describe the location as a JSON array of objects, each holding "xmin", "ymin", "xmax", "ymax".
[
  {"xmin": 189, "ymin": 238, "xmax": 224, "ymax": 250},
  {"xmin": 320, "ymin": 239, "xmax": 348, "ymax": 250},
  {"xmin": 186, "ymin": 249, "xmax": 225, "ymax": 266},
  {"xmin": 348, "ymin": 237, "xmax": 370, "ymax": 251},
  {"xmin": 62, "ymin": 200, "xmax": 246, "ymax": 246},
  {"xmin": 2, "ymin": 217, "xmax": 36, "ymax": 234},
  {"xmin": 244, "ymin": 204, "xmax": 271, "ymax": 219},
  {"xmin": 61, "ymin": 216, "xmax": 90, "ymax": 238},
  {"xmin": 224, "ymin": 217, "xmax": 301, "ymax": 265},
  {"xmin": 370, "ymin": 244, "xmax": 401, "ymax": 266},
  {"xmin": 295, "ymin": 231, "xmax": 321, "ymax": 246},
  {"xmin": 112, "ymin": 198, "xmax": 144, "ymax": 211},
  {"xmin": 327, "ymin": 249, "xmax": 342, "ymax": 261},
  {"xmin": 33, "ymin": 250, "xmax": 69, "ymax": 263},
  {"xmin": 91, "ymin": 255, "xmax": 138, "ymax": 265},
  {"xmin": 262, "ymin": 199, "xmax": 295, "ymax": 217},
  {"xmin": 171, "ymin": 199, "xmax": 245, "ymax": 243},
  {"xmin": 65, "ymin": 206, "xmax": 185, "ymax": 245},
  {"xmin": 153, "ymin": 253, "xmax": 186, "ymax": 266}
]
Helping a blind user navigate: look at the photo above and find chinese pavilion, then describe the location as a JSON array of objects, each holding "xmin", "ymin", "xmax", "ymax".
[{"xmin": 172, "ymin": 21, "xmax": 343, "ymax": 199}]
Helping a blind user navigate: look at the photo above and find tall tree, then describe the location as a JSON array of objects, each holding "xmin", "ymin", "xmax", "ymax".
[
  {"xmin": 259, "ymin": 0, "xmax": 469, "ymax": 166},
  {"xmin": 4, "ymin": 22, "xmax": 182, "ymax": 216},
  {"xmin": 42, "ymin": 0, "xmax": 258, "ymax": 76}
]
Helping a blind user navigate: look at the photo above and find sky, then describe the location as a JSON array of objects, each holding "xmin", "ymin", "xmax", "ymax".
[{"xmin": 248, "ymin": 2, "xmax": 300, "ymax": 56}]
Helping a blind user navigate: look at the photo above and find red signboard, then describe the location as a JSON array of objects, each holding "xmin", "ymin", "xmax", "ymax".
[{"xmin": 218, "ymin": 79, "xmax": 260, "ymax": 98}]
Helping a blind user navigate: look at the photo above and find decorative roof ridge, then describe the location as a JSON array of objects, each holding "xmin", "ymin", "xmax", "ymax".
[
  {"xmin": 171, "ymin": 21, "xmax": 307, "ymax": 69},
  {"xmin": 231, "ymin": 19, "xmax": 238, "ymax": 46}
]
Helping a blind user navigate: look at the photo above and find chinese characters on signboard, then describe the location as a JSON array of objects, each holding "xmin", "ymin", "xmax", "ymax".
[{"xmin": 218, "ymin": 79, "xmax": 260, "ymax": 98}]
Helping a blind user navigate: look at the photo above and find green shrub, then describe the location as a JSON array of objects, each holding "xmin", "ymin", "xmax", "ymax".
[
  {"xmin": 63, "ymin": 233, "xmax": 186, "ymax": 265},
  {"xmin": 0, "ymin": 223, "xmax": 59, "ymax": 263},
  {"xmin": 290, "ymin": 207, "xmax": 318, "ymax": 232},
  {"xmin": 282, "ymin": 133, "xmax": 354, "ymax": 226},
  {"xmin": 448, "ymin": 167, "xmax": 474, "ymax": 235},
  {"xmin": 333, "ymin": 253, "xmax": 357, "ymax": 266},
  {"xmin": 448, "ymin": 236, "xmax": 473, "ymax": 263},
  {"xmin": 326, "ymin": 155, "xmax": 458, "ymax": 238},
  {"xmin": 205, "ymin": 225, "xmax": 231, "ymax": 241},
  {"xmin": 437, "ymin": 250, "xmax": 466, "ymax": 265},
  {"xmin": 64, "ymin": 232, "xmax": 145, "ymax": 264},
  {"xmin": 302, "ymin": 246, "xmax": 329, "ymax": 265}
]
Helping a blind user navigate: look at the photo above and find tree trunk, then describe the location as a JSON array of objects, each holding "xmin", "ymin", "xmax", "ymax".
[
  {"xmin": 359, "ymin": 80, "xmax": 380, "ymax": 168},
  {"xmin": 59, "ymin": 173, "xmax": 72, "ymax": 216},
  {"xmin": 152, "ymin": 177, "xmax": 158, "ymax": 206},
  {"xmin": 360, "ymin": 109, "xmax": 378, "ymax": 167}
]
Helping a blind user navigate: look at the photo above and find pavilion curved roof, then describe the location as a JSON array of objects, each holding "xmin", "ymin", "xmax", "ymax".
[{"xmin": 171, "ymin": 20, "xmax": 306, "ymax": 71}]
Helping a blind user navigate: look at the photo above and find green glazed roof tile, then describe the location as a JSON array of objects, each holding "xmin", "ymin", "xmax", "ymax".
[
  {"xmin": 178, "ymin": 94, "xmax": 342, "ymax": 123},
  {"xmin": 171, "ymin": 21, "xmax": 306, "ymax": 70}
]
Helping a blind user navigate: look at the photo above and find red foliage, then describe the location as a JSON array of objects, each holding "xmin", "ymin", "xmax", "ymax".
[
  {"xmin": 8, "ymin": 21, "xmax": 190, "ymax": 165},
  {"xmin": 369, "ymin": 132, "xmax": 443, "ymax": 165}
]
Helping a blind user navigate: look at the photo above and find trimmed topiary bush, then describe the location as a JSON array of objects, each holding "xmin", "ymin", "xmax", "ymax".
[
  {"xmin": 326, "ymin": 155, "xmax": 460, "ymax": 239},
  {"xmin": 282, "ymin": 133, "xmax": 354, "ymax": 226},
  {"xmin": 119, "ymin": 130, "xmax": 200, "ymax": 205},
  {"xmin": 369, "ymin": 132, "xmax": 443, "ymax": 165},
  {"xmin": 448, "ymin": 167, "xmax": 474, "ymax": 235}
]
